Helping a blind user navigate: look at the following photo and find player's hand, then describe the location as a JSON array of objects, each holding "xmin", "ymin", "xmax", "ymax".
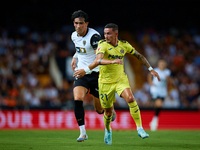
[
  {"xmin": 112, "ymin": 59, "xmax": 123, "ymax": 65},
  {"xmin": 73, "ymin": 69, "xmax": 86, "ymax": 78},
  {"xmin": 71, "ymin": 57, "xmax": 77, "ymax": 71},
  {"xmin": 150, "ymin": 70, "xmax": 161, "ymax": 81}
]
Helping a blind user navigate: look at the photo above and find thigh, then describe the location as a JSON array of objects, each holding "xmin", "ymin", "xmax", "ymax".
[
  {"xmin": 73, "ymin": 75, "xmax": 90, "ymax": 100},
  {"xmin": 155, "ymin": 98, "xmax": 164, "ymax": 107},
  {"xmin": 73, "ymin": 86, "xmax": 88, "ymax": 100},
  {"xmin": 88, "ymin": 72, "xmax": 99, "ymax": 98},
  {"xmin": 93, "ymin": 96, "xmax": 103, "ymax": 112},
  {"xmin": 74, "ymin": 75, "xmax": 90, "ymax": 89},
  {"xmin": 99, "ymin": 82, "xmax": 115, "ymax": 109},
  {"xmin": 116, "ymin": 75, "xmax": 131, "ymax": 97}
]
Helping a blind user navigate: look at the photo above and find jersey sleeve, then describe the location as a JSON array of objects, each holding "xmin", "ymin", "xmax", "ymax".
[
  {"xmin": 90, "ymin": 34, "xmax": 102, "ymax": 50},
  {"xmin": 166, "ymin": 69, "xmax": 171, "ymax": 76},
  {"xmin": 126, "ymin": 42, "xmax": 135, "ymax": 55},
  {"xmin": 71, "ymin": 32, "xmax": 75, "ymax": 43},
  {"xmin": 96, "ymin": 40, "xmax": 106, "ymax": 55}
]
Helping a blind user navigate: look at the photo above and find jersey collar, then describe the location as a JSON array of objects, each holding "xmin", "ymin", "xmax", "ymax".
[
  {"xmin": 109, "ymin": 39, "xmax": 119, "ymax": 47},
  {"xmin": 77, "ymin": 28, "xmax": 89, "ymax": 38}
]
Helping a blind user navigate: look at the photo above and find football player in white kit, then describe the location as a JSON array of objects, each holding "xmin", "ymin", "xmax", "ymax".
[
  {"xmin": 71, "ymin": 10, "xmax": 115, "ymax": 142},
  {"xmin": 148, "ymin": 59, "xmax": 171, "ymax": 131}
]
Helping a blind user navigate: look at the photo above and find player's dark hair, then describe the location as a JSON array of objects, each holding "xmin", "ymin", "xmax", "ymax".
[
  {"xmin": 104, "ymin": 23, "xmax": 118, "ymax": 31},
  {"xmin": 71, "ymin": 10, "xmax": 89, "ymax": 22}
]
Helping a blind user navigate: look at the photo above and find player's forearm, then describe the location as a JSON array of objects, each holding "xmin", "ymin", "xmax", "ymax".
[
  {"xmin": 96, "ymin": 58, "xmax": 114, "ymax": 65},
  {"xmin": 133, "ymin": 50, "xmax": 151, "ymax": 68},
  {"xmin": 94, "ymin": 53, "xmax": 114, "ymax": 66},
  {"xmin": 84, "ymin": 58, "xmax": 113, "ymax": 74},
  {"xmin": 88, "ymin": 59, "xmax": 98, "ymax": 70},
  {"xmin": 147, "ymin": 73, "xmax": 153, "ymax": 85}
]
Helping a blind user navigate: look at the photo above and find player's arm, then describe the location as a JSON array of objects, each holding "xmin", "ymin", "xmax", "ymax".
[
  {"xmin": 133, "ymin": 50, "xmax": 161, "ymax": 81},
  {"xmin": 86, "ymin": 53, "xmax": 122, "ymax": 70},
  {"xmin": 95, "ymin": 53, "xmax": 123, "ymax": 65},
  {"xmin": 73, "ymin": 53, "xmax": 122, "ymax": 78},
  {"xmin": 147, "ymin": 73, "xmax": 154, "ymax": 86},
  {"xmin": 71, "ymin": 52, "xmax": 78, "ymax": 71}
]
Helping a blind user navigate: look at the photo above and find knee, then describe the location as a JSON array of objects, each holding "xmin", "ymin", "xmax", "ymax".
[
  {"xmin": 155, "ymin": 99, "xmax": 163, "ymax": 108},
  {"xmin": 95, "ymin": 108, "xmax": 104, "ymax": 114},
  {"xmin": 104, "ymin": 110, "xmax": 112, "ymax": 117},
  {"xmin": 74, "ymin": 96, "xmax": 85, "ymax": 101},
  {"xmin": 126, "ymin": 95, "xmax": 135, "ymax": 103}
]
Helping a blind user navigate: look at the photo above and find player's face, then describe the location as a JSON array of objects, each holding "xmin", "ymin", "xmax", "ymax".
[
  {"xmin": 158, "ymin": 60, "xmax": 166, "ymax": 70},
  {"xmin": 104, "ymin": 28, "xmax": 118, "ymax": 46},
  {"xmin": 73, "ymin": 18, "xmax": 88, "ymax": 36}
]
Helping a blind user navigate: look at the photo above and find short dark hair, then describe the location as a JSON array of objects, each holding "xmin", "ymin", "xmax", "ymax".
[
  {"xmin": 104, "ymin": 23, "xmax": 118, "ymax": 31},
  {"xmin": 71, "ymin": 10, "xmax": 89, "ymax": 22}
]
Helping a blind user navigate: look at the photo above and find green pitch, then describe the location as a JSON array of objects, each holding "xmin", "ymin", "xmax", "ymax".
[{"xmin": 0, "ymin": 130, "xmax": 199, "ymax": 150}]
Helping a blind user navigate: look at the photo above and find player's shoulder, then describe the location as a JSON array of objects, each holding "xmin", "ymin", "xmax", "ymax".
[
  {"xmin": 119, "ymin": 39, "xmax": 128, "ymax": 44},
  {"xmin": 98, "ymin": 39, "xmax": 107, "ymax": 45},
  {"xmin": 118, "ymin": 40, "xmax": 132, "ymax": 47},
  {"xmin": 71, "ymin": 31, "xmax": 77, "ymax": 40},
  {"xmin": 165, "ymin": 68, "xmax": 171, "ymax": 74},
  {"xmin": 88, "ymin": 28, "xmax": 100, "ymax": 36}
]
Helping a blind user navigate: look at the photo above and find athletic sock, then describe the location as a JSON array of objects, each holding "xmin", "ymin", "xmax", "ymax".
[
  {"xmin": 137, "ymin": 126, "xmax": 143, "ymax": 131},
  {"xmin": 74, "ymin": 100, "xmax": 85, "ymax": 126},
  {"xmin": 79, "ymin": 125, "xmax": 86, "ymax": 135},
  {"xmin": 128, "ymin": 101, "xmax": 142, "ymax": 128},
  {"xmin": 103, "ymin": 113, "xmax": 112, "ymax": 131},
  {"xmin": 155, "ymin": 107, "xmax": 161, "ymax": 116}
]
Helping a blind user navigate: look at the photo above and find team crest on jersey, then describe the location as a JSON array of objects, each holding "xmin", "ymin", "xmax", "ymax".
[
  {"xmin": 120, "ymin": 49, "xmax": 125, "ymax": 54},
  {"xmin": 83, "ymin": 40, "xmax": 86, "ymax": 46},
  {"xmin": 97, "ymin": 47, "xmax": 102, "ymax": 51}
]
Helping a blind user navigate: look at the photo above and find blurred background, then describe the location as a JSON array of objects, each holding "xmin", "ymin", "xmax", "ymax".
[{"xmin": 1, "ymin": 0, "xmax": 200, "ymax": 111}]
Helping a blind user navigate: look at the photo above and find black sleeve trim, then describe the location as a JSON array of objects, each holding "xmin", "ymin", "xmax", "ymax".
[{"xmin": 90, "ymin": 34, "xmax": 102, "ymax": 50}]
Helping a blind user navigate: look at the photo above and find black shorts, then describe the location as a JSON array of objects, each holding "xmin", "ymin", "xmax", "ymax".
[{"xmin": 74, "ymin": 72, "xmax": 99, "ymax": 98}]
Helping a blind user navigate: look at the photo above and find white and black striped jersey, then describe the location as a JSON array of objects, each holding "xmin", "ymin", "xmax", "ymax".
[{"xmin": 71, "ymin": 28, "xmax": 101, "ymax": 73}]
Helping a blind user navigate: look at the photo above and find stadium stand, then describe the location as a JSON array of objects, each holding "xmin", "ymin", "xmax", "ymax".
[{"xmin": 0, "ymin": 26, "xmax": 200, "ymax": 110}]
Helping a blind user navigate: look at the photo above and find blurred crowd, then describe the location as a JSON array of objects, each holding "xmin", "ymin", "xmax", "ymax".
[
  {"xmin": 0, "ymin": 25, "xmax": 76, "ymax": 109},
  {"xmin": 130, "ymin": 28, "xmax": 200, "ymax": 109},
  {"xmin": 0, "ymin": 26, "xmax": 200, "ymax": 110}
]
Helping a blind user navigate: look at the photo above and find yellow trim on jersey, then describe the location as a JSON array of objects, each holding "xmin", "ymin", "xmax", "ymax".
[{"xmin": 96, "ymin": 39, "xmax": 135, "ymax": 83}]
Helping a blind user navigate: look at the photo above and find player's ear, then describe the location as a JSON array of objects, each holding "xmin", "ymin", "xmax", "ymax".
[
  {"xmin": 115, "ymin": 31, "xmax": 118, "ymax": 36},
  {"xmin": 86, "ymin": 22, "xmax": 89, "ymax": 26}
]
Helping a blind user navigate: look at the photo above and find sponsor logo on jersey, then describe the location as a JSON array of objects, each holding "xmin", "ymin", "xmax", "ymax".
[
  {"xmin": 108, "ymin": 48, "xmax": 112, "ymax": 50},
  {"xmin": 92, "ymin": 41, "xmax": 99, "ymax": 45},
  {"xmin": 97, "ymin": 47, "xmax": 102, "ymax": 51},
  {"xmin": 108, "ymin": 54, "xmax": 124, "ymax": 59}
]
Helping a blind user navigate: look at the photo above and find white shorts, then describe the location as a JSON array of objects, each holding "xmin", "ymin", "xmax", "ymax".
[{"xmin": 150, "ymin": 85, "xmax": 167, "ymax": 100}]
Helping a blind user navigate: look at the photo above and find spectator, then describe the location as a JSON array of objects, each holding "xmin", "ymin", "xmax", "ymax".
[{"xmin": 1, "ymin": 25, "xmax": 200, "ymax": 110}]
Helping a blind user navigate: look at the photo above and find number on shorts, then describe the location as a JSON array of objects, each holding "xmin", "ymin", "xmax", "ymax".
[{"xmin": 100, "ymin": 94, "xmax": 108, "ymax": 101}]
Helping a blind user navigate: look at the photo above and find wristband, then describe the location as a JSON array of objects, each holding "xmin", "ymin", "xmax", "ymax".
[
  {"xmin": 99, "ymin": 58, "xmax": 103, "ymax": 65},
  {"xmin": 73, "ymin": 53, "xmax": 78, "ymax": 59},
  {"xmin": 148, "ymin": 66, "xmax": 153, "ymax": 71},
  {"xmin": 84, "ymin": 66, "xmax": 91, "ymax": 74}
]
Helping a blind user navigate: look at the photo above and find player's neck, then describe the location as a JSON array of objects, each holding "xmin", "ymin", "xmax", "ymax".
[
  {"xmin": 78, "ymin": 28, "xmax": 88, "ymax": 37},
  {"xmin": 111, "ymin": 39, "xmax": 118, "ymax": 47},
  {"xmin": 159, "ymin": 67, "xmax": 165, "ymax": 71}
]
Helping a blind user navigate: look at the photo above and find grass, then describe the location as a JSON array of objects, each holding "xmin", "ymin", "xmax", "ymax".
[{"xmin": 0, "ymin": 130, "xmax": 200, "ymax": 150}]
